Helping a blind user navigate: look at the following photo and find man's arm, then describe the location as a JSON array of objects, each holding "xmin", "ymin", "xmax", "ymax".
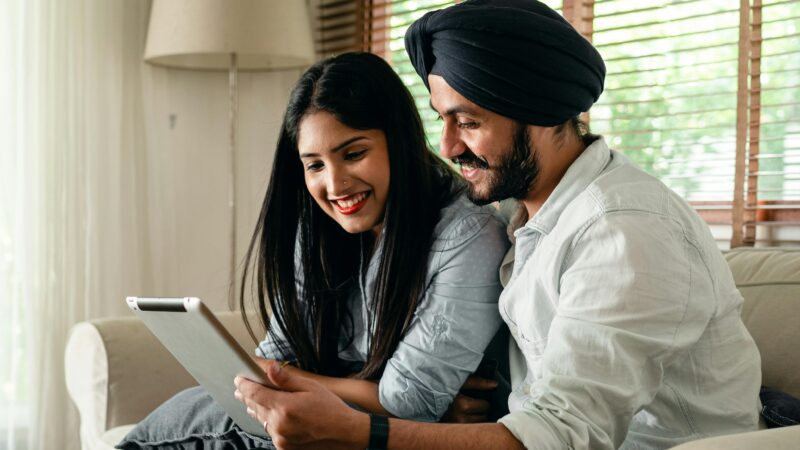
[
  {"xmin": 235, "ymin": 361, "xmax": 526, "ymax": 450},
  {"xmin": 387, "ymin": 419, "xmax": 524, "ymax": 450},
  {"xmin": 254, "ymin": 358, "xmax": 499, "ymax": 425}
]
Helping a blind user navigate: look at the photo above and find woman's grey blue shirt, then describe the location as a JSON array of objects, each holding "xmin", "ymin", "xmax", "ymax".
[{"xmin": 256, "ymin": 194, "xmax": 509, "ymax": 421}]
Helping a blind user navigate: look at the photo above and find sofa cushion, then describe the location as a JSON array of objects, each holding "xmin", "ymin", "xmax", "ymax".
[
  {"xmin": 668, "ymin": 424, "xmax": 800, "ymax": 450},
  {"xmin": 103, "ymin": 426, "xmax": 136, "ymax": 448},
  {"xmin": 724, "ymin": 248, "xmax": 800, "ymax": 398}
]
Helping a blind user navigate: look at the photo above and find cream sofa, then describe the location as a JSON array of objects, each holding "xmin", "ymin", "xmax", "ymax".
[
  {"xmin": 65, "ymin": 311, "xmax": 258, "ymax": 450},
  {"xmin": 65, "ymin": 248, "xmax": 800, "ymax": 450}
]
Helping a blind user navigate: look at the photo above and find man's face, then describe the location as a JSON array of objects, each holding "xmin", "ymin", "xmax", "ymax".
[{"xmin": 428, "ymin": 75, "xmax": 539, "ymax": 205}]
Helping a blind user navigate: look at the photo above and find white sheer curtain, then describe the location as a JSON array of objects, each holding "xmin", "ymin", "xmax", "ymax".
[
  {"xmin": 0, "ymin": 1, "xmax": 153, "ymax": 449},
  {"xmin": 1, "ymin": 0, "xmax": 298, "ymax": 447}
]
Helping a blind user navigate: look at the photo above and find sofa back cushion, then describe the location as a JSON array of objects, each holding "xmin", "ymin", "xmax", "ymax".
[{"xmin": 724, "ymin": 248, "xmax": 800, "ymax": 398}]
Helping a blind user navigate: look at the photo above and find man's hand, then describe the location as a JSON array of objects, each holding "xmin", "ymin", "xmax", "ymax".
[
  {"xmin": 234, "ymin": 360, "xmax": 368, "ymax": 450},
  {"xmin": 441, "ymin": 376, "xmax": 497, "ymax": 423}
]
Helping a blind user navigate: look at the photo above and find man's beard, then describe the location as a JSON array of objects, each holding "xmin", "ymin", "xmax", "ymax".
[{"xmin": 453, "ymin": 123, "xmax": 539, "ymax": 206}]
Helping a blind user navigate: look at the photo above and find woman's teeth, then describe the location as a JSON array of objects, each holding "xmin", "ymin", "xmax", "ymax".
[{"xmin": 335, "ymin": 192, "xmax": 367, "ymax": 208}]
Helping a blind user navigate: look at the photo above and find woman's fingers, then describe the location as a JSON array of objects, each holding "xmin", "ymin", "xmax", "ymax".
[
  {"xmin": 454, "ymin": 393, "xmax": 490, "ymax": 414},
  {"xmin": 441, "ymin": 393, "xmax": 492, "ymax": 423},
  {"xmin": 235, "ymin": 375, "xmax": 285, "ymax": 416},
  {"xmin": 252, "ymin": 357, "xmax": 277, "ymax": 373},
  {"xmin": 460, "ymin": 375, "xmax": 498, "ymax": 391},
  {"xmin": 234, "ymin": 369, "xmax": 357, "ymax": 448}
]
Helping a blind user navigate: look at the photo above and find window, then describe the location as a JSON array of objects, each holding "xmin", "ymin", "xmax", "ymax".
[
  {"xmin": 571, "ymin": 0, "xmax": 800, "ymax": 247},
  {"xmin": 314, "ymin": 0, "xmax": 800, "ymax": 248},
  {"xmin": 315, "ymin": 0, "xmax": 454, "ymax": 148}
]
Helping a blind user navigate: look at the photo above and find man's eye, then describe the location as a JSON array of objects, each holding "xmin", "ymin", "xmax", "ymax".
[
  {"xmin": 344, "ymin": 150, "xmax": 367, "ymax": 161},
  {"xmin": 457, "ymin": 121, "xmax": 478, "ymax": 129}
]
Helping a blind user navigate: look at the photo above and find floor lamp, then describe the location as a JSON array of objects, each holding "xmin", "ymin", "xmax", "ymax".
[{"xmin": 143, "ymin": 0, "xmax": 315, "ymax": 306}]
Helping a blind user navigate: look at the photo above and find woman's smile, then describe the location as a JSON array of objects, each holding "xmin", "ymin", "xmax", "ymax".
[
  {"xmin": 331, "ymin": 191, "xmax": 371, "ymax": 215},
  {"xmin": 298, "ymin": 111, "xmax": 390, "ymax": 236}
]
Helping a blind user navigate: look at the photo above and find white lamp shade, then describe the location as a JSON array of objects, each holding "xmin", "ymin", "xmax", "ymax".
[{"xmin": 144, "ymin": 0, "xmax": 315, "ymax": 71}]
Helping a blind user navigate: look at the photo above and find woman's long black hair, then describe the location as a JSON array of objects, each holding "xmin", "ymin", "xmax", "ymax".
[{"xmin": 240, "ymin": 52, "xmax": 460, "ymax": 379}]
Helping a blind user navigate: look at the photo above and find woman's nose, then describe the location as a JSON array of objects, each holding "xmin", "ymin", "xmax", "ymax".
[{"xmin": 325, "ymin": 166, "xmax": 350, "ymax": 195}]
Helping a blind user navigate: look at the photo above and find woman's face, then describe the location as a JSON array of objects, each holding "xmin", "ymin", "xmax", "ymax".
[{"xmin": 297, "ymin": 111, "xmax": 391, "ymax": 236}]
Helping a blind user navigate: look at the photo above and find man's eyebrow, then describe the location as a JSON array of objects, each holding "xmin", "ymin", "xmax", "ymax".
[
  {"xmin": 429, "ymin": 100, "xmax": 478, "ymax": 117},
  {"xmin": 299, "ymin": 136, "xmax": 368, "ymax": 158}
]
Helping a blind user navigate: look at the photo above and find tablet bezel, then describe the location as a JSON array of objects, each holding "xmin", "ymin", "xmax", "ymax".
[{"xmin": 126, "ymin": 296, "xmax": 270, "ymax": 438}]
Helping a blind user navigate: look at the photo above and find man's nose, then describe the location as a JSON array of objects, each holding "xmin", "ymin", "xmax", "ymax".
[{"xmin": 439, "ymin": 122, "xmax": 466, "ymax": 160}]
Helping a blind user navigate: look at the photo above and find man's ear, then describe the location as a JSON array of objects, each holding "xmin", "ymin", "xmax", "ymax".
[
  {"xmin": 532, "ymin": 119, "xmax": 577, "ymax": 151},
  {"xmin": 526, "ymin": 124, "xmax": 550, "ymax": 150}
]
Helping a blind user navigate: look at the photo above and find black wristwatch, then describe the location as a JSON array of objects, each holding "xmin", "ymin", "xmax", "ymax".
[{"xmin": 368, "ymin": 413, "xmax": 389, "ymax": 450}]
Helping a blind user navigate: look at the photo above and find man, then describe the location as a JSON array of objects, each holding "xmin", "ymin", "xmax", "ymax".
[{"xmin": 234, "ymin": 1, "xmax": 762, "ymax": 448}]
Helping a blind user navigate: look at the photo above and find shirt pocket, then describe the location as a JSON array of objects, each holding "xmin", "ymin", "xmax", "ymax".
[{"xmin": 514, "ymin": 330, "xmax": 548, "ymax": 380}]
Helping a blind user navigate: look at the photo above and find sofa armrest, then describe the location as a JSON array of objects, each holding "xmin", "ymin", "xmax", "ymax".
[
  {"xmin": 65, "ymin": 311, "xmax": 261, "ymax": 449},
  {"xmin": 669, "ymin": 425, "xmax": 800, "ymax": 450}
]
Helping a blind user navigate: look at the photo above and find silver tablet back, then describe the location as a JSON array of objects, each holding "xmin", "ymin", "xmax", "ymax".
[{"xmin": 126, "ymin": 296, "xmax": 268, "ymax": 438}]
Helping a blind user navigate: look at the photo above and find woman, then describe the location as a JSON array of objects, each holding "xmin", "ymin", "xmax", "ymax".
[{"xmin": 118, "ymin": 52, "xmax": 508, "ymax": 449}]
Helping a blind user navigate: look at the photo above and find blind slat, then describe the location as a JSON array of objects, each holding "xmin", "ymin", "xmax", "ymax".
[
  {"xmin": 315, "ymin": 0, "xmax": 800, "ymax": 247},
  {"xmin": 593, "ymin": 9, "xmax": 738, "ymax": 35},
  {"xmin": 318, "ymin": 0, "xmax": 356, "ymax": 9},
  {"xmin": 593, "ymin": 0, "xmax": 706, "ymax": 20},
  {"xmin": 603, "ymin": 41, "xmax": 736, "ymax": 63},
  {"xmin": 596, "ymin": 25, "xmax": 739, "ymax": 48}
]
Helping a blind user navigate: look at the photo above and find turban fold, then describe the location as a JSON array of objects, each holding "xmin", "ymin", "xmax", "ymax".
[{"xmin": 405, "ymin": 0, "xmax": 605, "ymax": 126}]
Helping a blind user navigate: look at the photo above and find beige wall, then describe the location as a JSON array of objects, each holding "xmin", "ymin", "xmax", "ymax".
[{"xmin": 140, "ymin": 67, "xmax": 303, "ymax": 312}]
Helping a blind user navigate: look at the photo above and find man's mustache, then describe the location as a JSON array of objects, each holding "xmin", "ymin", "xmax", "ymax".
[{"xmin": 451, "ymin": 150, "xmax": 490, "ymax": 170}]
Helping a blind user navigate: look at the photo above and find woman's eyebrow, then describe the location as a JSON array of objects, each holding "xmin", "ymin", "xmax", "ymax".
[{"xmin": 299, "ymin": 136, "xmax": 368, "ymax": 158}]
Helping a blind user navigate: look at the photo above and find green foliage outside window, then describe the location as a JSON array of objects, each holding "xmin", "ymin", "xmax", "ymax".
[{"xmin": 382, "ymin": 0, "xmax": 798, "ymax": 203}]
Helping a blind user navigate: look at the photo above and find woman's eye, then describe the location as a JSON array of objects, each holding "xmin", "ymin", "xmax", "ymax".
[
  {"xmin": 344, "ymin": 149, "xmax": 367, "ymax": 161},
  {"xmin": 306, "ymin": 162, "xmax": 323, "ymax": 172}
]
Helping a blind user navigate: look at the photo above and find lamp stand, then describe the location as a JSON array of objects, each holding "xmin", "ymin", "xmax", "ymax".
[{"xmin": 228, "ymin": 52, "xmax": 238, "ymax": 309}]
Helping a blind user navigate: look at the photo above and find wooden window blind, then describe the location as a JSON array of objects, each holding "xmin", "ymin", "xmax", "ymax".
[
  {"xmin": 566, "ymin": 0, "xmax": 799, "ymax": 248},
  {"xmin": 314, "ymin": 0, "xmax": 459, "ymax": 151},
  {"xmin": 739, "ymin": 0, "xmax": 800, "ymax": 246},
  {"xmin": 315, "ymin": 0, "xmax": 800, "ymax": 248}
]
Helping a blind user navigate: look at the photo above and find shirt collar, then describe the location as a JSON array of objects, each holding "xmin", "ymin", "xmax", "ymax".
[{"xmin": 517, "ymin": 137, "xmax": 612, "ymax": 237}]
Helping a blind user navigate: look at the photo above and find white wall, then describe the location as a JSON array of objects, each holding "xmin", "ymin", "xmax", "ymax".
[{"xmin": 141, "ymin": 67, "xmax": 302, "ymax": 312}]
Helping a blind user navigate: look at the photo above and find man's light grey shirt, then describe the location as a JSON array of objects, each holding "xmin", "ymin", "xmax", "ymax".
[
  {"xmin": 497, "ymin": 138, "xmax": 762, "ymax": 449},
  {"xmin": 257, "ymin": 194, "xmax": 509, "ymax": 421}
]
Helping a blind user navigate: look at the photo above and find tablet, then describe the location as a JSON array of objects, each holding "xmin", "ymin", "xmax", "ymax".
[{"xmin": 126, "ymin": 296, "xmax": 269, "ymax": 437}]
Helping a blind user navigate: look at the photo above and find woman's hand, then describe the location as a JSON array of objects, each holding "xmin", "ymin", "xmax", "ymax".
[
  {"xmin": 252, "ymin": 357, "xmax": 300, "ymax": 385},
  {"xmin": 234, "ymin": 360, "xmax": 368, "ymax": 450},
  {"xmin": 252, "ymin": 356, "xmax": 390, "ymax": 416},
  {"xmin": 441, "ymin": 376, "xmax": 496, "ymax": 423}
]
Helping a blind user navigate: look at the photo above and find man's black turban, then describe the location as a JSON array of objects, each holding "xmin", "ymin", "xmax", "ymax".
[{"xmin": 405, "ymin": 0, "xmax": 606, "ymax": 126}]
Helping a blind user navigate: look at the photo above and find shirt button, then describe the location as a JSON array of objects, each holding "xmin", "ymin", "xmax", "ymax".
[
  {"xmin": 510, "ymin": 324, "xmax": 519, "ymax": 338},
  {"xmin": 523, "ymin": 384, "xmax": 531, "ymax": 395}
]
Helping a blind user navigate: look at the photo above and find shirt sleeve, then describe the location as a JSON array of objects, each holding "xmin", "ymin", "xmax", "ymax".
[
  {"xmin": 255, "ymin": 313, "xmax": 295, "ymax": 360},
  {"xmin": 255, "ymin": 245, "xmax": 304, "ymax": 361},
  {"xmin": 378, "ymin": 211, "xmax": 510, "ymax": 421},
  {"xmin": 498, "ymin": 212, "xmax": 715, "ymax": 449}
]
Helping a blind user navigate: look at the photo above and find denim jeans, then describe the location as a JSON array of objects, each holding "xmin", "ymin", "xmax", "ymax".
[{"xmin": 116, "ymin": 386, "xmax": 275, "ymax": 450}]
